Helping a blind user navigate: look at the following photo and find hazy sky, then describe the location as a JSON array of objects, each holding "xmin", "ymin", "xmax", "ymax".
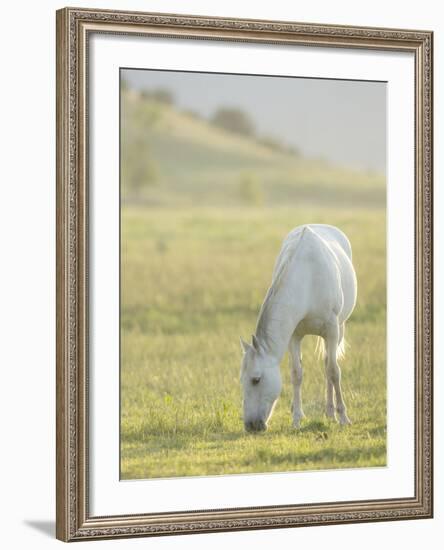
[{"xmin": 123, "ymin": 68, "xmax": 386, "ymax": 174}]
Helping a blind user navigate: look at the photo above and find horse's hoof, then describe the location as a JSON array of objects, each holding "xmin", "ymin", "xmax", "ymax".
[
  {"xmin": 339, "ymin": 415, "xmax": 352, "ymax": 426},
  {"xmin": 291, "ymin": 404, "xmax": 305, "ymax": 416},
  {"xmin": 292, "ymin": 415, "xmax": 304, "ymax": 429},
  {"xmin": 325, "ymin": 406, "xmax": 336, "ymax": 420}
]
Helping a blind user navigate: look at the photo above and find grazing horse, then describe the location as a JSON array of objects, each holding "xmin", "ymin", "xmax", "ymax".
[{"xmin": 240, "ymin": 224, "xmax": 357, "ymax": 432}]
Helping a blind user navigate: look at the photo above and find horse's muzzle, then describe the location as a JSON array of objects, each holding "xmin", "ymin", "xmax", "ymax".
[{"xmin": 245, "ymin": 419, "xmax": 267, "ymax": 433}]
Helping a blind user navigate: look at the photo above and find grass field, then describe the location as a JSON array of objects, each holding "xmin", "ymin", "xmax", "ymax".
[{"xmin": 120, "ymin": 206, "xmax": 386, "ymax": 479}]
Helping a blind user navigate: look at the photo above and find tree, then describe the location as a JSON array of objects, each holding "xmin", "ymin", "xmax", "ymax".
[
  {"xmin": 140, "ymin": 88, "xmax": 174, "ymax": 105},
  {"xmin": 211, "ymin": 108, "xmax": 255, "ymax": 137},
  {"xmin": 123, "ymin": 134, "xmax": 160, "ymax": 197},
  {"xmin": 238, "ymin": 172, "xmax": 264, "ymax": 205}
]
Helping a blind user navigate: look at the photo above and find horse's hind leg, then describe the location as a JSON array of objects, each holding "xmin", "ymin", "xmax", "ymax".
[
  {"xmin": 325, "ymin": 323, "xmax": 345, "ymax": 419},
  {"xmin": 289, "ymin": 334, "xmax": 305, "ymax": 429},
  {"xmin": 324, "ymin": 320, "xmax": 351, "ymax": 426},
  {"xmin": 324, "ymin": 353, "xmax": 336, "ymax": 420}
]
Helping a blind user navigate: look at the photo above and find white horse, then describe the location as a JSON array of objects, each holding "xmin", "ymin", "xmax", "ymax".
[{"xmin": 240, "ymin": 224, "xmax": 357, "ymax": 432}]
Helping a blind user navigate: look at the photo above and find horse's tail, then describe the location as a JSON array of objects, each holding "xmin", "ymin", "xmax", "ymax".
[
  {"xmin": 315, "ymin": 337, "xmax": 325, "ymax": 360},
  {"xmin": 336, "ymin": 334, "xmax": 347, "ymax": 360},
  {"xmin": 315, "ymin": 327, "xmax": 347, "ymax": 361}
]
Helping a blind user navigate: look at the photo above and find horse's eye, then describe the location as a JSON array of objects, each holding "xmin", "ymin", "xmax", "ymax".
[{"xmin": 251, "ymin": 376, "xmax": 261, "ymax": 386}]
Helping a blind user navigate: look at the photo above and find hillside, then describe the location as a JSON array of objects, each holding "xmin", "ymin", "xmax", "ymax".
[{"xmin": 121, "ymin": 90, "xmax": 385, "ymax": 207}]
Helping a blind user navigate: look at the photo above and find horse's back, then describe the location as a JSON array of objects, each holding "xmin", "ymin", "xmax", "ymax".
[
  {"xmin": 284, "ymin": 224, "xmax": 352, "ymax": 260},
  {"xmin": 278, "ymin": 224, "xmax": 357, "ymax": 324}
]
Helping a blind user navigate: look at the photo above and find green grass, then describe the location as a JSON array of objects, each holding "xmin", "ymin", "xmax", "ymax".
[{"xmin": 120, "ymin": 206, "xmax": 386, "ymax": 479}]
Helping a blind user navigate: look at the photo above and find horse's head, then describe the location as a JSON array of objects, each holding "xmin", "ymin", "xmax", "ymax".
[{"xmin": 240, "ymin": 335, "xmax": 282, "ymax": 433}]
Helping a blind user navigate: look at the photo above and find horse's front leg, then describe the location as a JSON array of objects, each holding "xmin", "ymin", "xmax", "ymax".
[{"xmin": 289, "ymin": 334, "xmax": 305, "ymax": 429}]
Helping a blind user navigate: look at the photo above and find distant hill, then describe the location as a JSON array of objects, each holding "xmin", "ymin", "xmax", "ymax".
[{"xmin": 121, "ymin": 89, "xmax": 385, "ymax": 208}]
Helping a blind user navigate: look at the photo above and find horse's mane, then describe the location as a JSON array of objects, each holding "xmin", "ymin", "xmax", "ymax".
[{"xmin": 255, "ymin": 229, "xmax": 307, "ymax": 345}]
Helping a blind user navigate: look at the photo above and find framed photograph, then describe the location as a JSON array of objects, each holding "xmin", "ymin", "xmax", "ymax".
[{"xmin": 56, "ymin": 7, "xmax": 433, "ymax": 542}]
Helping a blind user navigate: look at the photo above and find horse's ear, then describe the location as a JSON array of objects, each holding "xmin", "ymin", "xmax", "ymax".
[
  {"xmin": 240, "ymin": 337, "xmax": 250, "ymax": 354},
  {"xmin": 251, "ymin": 334, "xmax": 260, "ymax": 351}
]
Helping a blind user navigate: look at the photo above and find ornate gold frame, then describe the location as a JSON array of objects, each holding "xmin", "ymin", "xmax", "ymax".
[{"xmin": 56, "ymin": 7, "xmax": 433, "ymax": 542}]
